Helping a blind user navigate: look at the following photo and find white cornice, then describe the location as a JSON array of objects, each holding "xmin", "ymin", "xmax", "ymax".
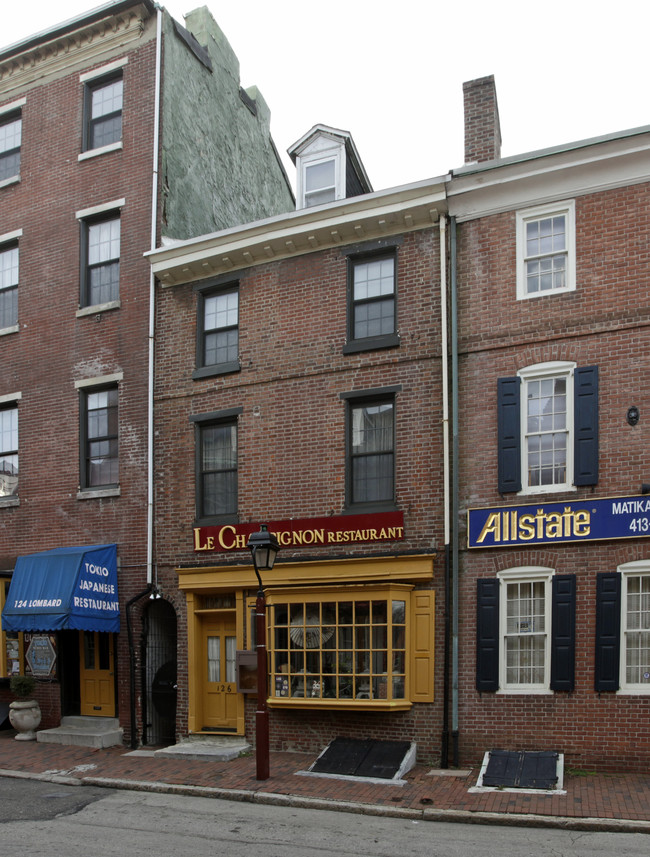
[
  {"xmin": 150, "ymin": 180, "xmax": 448, "ymax": 287},
  {"xmin": 448, "ymin": 129, "xmax": 650, "ymax": 221},
  {"xmin": 0, "ymin": 4, "xmax": 152, "ymax": 96}
]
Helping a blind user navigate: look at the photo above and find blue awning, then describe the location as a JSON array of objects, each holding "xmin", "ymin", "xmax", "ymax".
[{"xmin": 1, "ymin": 544, "xmax": 119, "ymax": 633}]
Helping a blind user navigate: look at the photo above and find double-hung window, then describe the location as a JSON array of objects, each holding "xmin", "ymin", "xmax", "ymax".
[
  {"xmin": 344, "ymin": 245, "xmax": 400, "ymax": 353},
  {"xmin": 191, "ymin": 408, "xmax": 241, "ymax": 522},
  {"xmin": 80, "ymin": 384, "xmax": 119, "ymax": 490},
  {"xmin": 0, "ymin": 104, "xmax": 22, "ymax": 184},
  {"xmin": 622, "ymin": 569, "xmax": 650, "ymax": 691},
  {"xmin": 0, "ymin": 233, "xmax": 20, "ymax": 330},
  {"xmin": 194, "ymin": 282, "xmax": 239, "ymax": 378},
  {"xmin": 0, "ymin": 402, "xmax": 19, "ymax": 497},
  {"xmin": 516, "ymin": 201, "xmax": 575, "ymax": 299},
  {"xmin": 77, "ymin": 201, "xmax": 123, "ymax": 309},
  {"xmin": 595, "ymin": 563, "xmax": 650, "ymax": 695},
  {"xmin": 497, "ymin": 362, "xmax": 598, "ymax": 494},
  {"xmin": 476, "ymin": 569, "xmax": 576, "ymax": 694},
  {"xmin": 83, "ymin": 72, "xmax": 123, "ymax": 152},
  {"xmin": 301, "ymin": 154, "xmax": 340, "ymax": 208},
  {"xmin": 500, "ymin": 568, "xmax": 552, "ymax": 691},
  {"xmin": 342, "ymin": 388, "xmax": 399, "ymax": 510},
  {"xmin": 603, "ymin": 563, "xmax": 650, "ymax": 694}
]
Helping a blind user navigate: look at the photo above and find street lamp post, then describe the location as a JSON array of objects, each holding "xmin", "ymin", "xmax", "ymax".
[{"xmin": 247, "ymin": 524, "xmax": 280, "ymax": 780}]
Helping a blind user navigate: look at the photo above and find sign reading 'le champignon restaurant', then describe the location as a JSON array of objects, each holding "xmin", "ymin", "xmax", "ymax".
[{"xmin": 194, "ymin": 511, "xmax": 405, "ymax": 553}]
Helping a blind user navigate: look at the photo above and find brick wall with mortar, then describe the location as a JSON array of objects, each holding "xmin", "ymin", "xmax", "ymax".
[
  {"xmin": 0, "ymin": 36, "xmax": 158, "ymax": 736},
  {"xmin": 455, "ymin": 180, "xmax": 650, "ymax": 772},
  {"xmin": 153, "ymin": 226, "xmax": 448, "ymax": 762}
]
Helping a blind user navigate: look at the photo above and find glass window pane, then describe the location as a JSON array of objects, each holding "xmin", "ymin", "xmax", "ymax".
[
  {"xmin": 269, "ymin": 593, "xmax": 410, "ymax": 702},
  {"xmin": 305, "ymin": 159, "xmax": 335, "ymax": 192},
  {"xmin": 207, "ymin": 636, "xmax": 220, "ymax": 682}
]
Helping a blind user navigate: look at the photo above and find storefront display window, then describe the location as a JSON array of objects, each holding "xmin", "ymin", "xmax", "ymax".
[{"xmin": 268, "ymin": 587, "xmax": 409, "ymax": 705}]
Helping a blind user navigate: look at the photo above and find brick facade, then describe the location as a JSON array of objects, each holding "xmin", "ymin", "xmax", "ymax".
[
  {"xmin": 0, "ymin": 2, "xmax": 292, "ymax": 743},
  {"xmin": 151, "ymin": 174, "xmax": 450, "ymax": 762},
  {"xmin": 452, "ymin": 139, "xmax": 650, "ymax": 771}
]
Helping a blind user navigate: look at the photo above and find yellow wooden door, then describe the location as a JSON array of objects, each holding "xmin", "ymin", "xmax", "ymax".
[
  {"xmin": 201, "ymin": 615, "xmax": 239, "ymax": 731},
  {"xmin": 79, "ymin": 631, "xmax": 116, "ymax": 717}
]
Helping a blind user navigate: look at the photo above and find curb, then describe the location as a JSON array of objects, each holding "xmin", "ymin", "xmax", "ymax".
[
  {"xmin": 2, "ymin": 767, "xmax": 649, "ymax": 834},
  {"xmin": 81, "ymin": 776, "xmax": 650, "ymax": 834}
]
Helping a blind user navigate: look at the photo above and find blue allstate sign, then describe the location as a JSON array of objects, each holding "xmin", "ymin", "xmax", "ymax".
[{"xmin": 468, "ymin": 495, "xmax": 650, "ymax": 549}]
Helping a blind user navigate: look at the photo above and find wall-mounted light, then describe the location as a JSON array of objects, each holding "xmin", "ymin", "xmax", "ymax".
[{"xmin": 627, "ymin": 406, "xmax": 640, "ymax": 426}]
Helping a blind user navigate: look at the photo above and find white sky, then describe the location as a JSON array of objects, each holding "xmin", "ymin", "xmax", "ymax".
[{"xmin": 3, "ymin": 0, "xmax": 650, "ymax": 192}]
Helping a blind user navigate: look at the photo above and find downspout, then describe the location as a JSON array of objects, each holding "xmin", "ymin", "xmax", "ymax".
[
  {"xmin": 450, "ymin": 216, "xmax": 460, "ymax": 766},
  {"xmin": 147, "ymin": 6, "xmax": 163, "ymax": 586},
  {"xmin": 439, "ymin": 215, "xmax": 450, "ymax": 767},
  {"xmin": 126, "ymin": 6, "xmax": 162, "ymax": 751}
]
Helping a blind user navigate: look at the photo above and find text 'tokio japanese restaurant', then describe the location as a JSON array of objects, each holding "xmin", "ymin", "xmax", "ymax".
[{"xmin": 1, "ymin": 544, "xmax": 119, "ymax": 724}]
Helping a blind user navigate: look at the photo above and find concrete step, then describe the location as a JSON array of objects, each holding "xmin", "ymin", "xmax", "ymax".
[
  {"xmin": 37, "ymin": 716, "xmax": 123, "ymax": 749},
  {"xmin": 152, "ymin": 736, "xmax": 251, "ymax": 762}
]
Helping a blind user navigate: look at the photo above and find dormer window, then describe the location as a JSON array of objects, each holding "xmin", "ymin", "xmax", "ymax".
[
  {"xmin": 289, "ymin": 124, "xmax": 372, "ymax": 211},
  {"xmin": 303, "ymin": 155, "xmax": 339, "ymax": 207}
]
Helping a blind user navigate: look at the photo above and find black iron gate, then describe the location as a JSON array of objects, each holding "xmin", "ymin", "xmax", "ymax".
[{"xmin": 141, "ymin": 599, "xmax": 177, "ymax": 746}]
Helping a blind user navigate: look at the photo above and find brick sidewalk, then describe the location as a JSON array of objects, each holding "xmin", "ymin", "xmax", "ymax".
[{"xmin": 0, "ymin": 730, "xmax": 649, "ymax": 831}]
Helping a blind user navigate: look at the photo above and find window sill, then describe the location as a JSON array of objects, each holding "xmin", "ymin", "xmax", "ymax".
[
  {"xmin": 194, "ymin": 513, "xmax": 238, "ymax": 527},
  {"xmin": 517, "ymin": 286, "xmax": 576, "ymax": 301},
  {"xmin": 0, "ymin": 175, "xmax": 20, "ymax": 189},
  {"xmin": 616, "ymin": 687, "xmax": 650, "ymax": 695},
  {"xmin": 343, "ymin": 334, "xmax": 400, "ymax": 355},
  {"xmin": 0, "ymin": 324, "xmax": 19, "ymax": 337},
  {"xmin": 77, "ymin": 487, "xmax": 121, "ymax": 500},
  {"xmin": 496, "ymin": 688, "xmax": 554, "ymax": 695},
  {"xmin": 78, "ymin": 141, "xmax": 123, "ymax": 162},
  {"xmin": 267, "ymin": 697, "xmax": 412, "ymax": 712},
  {"xmin": 192, "ymin": 362, "xmax": 241, "ymax": 381},
  {"xmin": 343, "ymin": 502, "xmax": 397, "ymax": 516},
  {"xmin": 76, "ymin": 300, "xmax": 121, "ymax": 318},
  {"xmin": 518, "ymin": 484, "xmax": 577, "ymax": 497},
  {"xmin": 0, "ymin": 495, "xmax": 19, "ymax": 508}
]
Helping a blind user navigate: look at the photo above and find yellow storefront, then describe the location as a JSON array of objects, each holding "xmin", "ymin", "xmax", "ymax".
[{"xmin": 178, "ymin": 550, "xmax": 435, "ymax": 736}]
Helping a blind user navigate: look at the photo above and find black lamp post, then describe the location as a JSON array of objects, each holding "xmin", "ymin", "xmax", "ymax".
[{"xmin": 247, "ymin": 524, "xmax": 280, "ymax": 780}]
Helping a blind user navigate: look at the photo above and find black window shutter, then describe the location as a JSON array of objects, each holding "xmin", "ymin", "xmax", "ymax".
[
  {"xmin": 594, "ymin": 572, "xmax": 621, "ymax": 692},
  {"xmin": 497, "ymin": 377, "xmax": 521, "ymax": 493},
  {"xmin": 574, "ymin": 365, "xmax": 599, "ymax": 486},
  {"xmin": 550, "ymin": 574, "xmax": 576, "ymax": 691},
  {"xmin": 476, "ymin": 578, "xmax": 500, "ymax": 692}
]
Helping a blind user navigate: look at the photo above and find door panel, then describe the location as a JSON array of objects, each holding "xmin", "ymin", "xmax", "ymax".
[
  {"xmin": 79, "ymin": 631, "xmax": 116, "ymax": 717},
  {"xmin": 201, "ymin": 615, "xmax": 240, "ymax": 731}
]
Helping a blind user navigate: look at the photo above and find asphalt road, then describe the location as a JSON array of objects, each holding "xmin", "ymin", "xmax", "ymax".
[{"xmin": 0, "ymin": 776, "xmax": 648, "ymax": 856}]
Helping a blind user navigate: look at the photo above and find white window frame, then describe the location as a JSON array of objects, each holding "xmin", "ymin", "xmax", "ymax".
[
  {"xmin": 298, "ymin": 149, "xmax": 343, "ymax": 209},
  {"xmin": 618, "ymin": 561, "xmax": 650, "ymax": 695},
  {"xmin": 497, "ymin": 567, "xmax": 554, "ymax": 694},
  {"xmin": 0, "ymin": 229, "xmax": 22, "ymax": 334},
  {"xmin": 518, "ymin": 361, "xmax": 576, "ymax": 496},
  {"xmin": 0, "ymin": 98, "xmax": 25, "ymax": 188},
  {"xmin": 516, "ymin": 200, "xmax": 576, "ymax": 300},
  {"xmin": 79, "ymin": 58, "xmax": 127, "ymax": 160},
  {"xmin": 0, "ymin": 392, "xmax": 21, "ymax": 501}
]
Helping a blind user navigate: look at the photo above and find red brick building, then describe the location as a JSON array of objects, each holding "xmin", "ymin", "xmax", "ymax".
[
  {"xmin": 450, "ymin": 77, "xmax": 650, "ymax": 772},
  {"xmin": 148, "ymin": 126, "xmax": 448, "ymax": 762},
  {"xmin": 0, "ymin": 1, "xmax": 292, "ymax": 745}
]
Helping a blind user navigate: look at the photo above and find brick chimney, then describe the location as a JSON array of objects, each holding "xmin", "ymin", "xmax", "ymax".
[{"xmin": 463, "ymin": 75, "xmax": 502, "ymax": 164}]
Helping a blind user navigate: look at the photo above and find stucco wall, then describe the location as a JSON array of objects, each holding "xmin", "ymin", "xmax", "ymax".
[{"xmin": 160, "ymin": 7, "xmax": 294, "ymax": 240}]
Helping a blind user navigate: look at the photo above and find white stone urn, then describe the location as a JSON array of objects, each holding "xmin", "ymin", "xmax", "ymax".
[{"xmin": 9, "ymin": 698, "xmax": 42, "ymax": 740}]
